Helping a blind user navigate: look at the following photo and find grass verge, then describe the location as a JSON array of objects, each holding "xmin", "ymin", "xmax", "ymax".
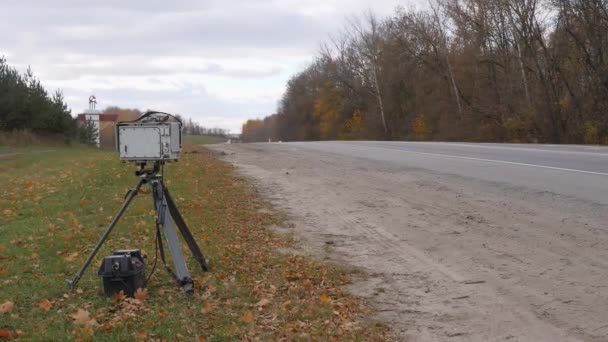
[{"xmin": 0, "ymin": 145, "xmax": 389, "ymax": 340}]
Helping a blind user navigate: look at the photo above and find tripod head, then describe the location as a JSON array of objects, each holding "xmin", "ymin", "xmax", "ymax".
[{"xmin": 135, "ymin": 162, "xmax": 163, "ymax": 178}]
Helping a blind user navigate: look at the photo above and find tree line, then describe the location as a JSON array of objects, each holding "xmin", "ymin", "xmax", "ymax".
[
  {"xmin": 243, "ymin": 0, "xmax": 608, "ymax": 144},
  {"xmin": 180, "ymin": 117, "xmax": 229, "ymax": 137},
  {"xmin": 0, "ymin": 56, "xmax": 83, "ymax": 142}
]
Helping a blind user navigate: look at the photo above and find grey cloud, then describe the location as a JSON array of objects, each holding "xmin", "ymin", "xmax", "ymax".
[
  {"xmin": 35, "ymin": 59, "xmax": 284, "ymax": 81},
  {"xmin": 1, "ymin": 4, "xmax": 332, "ymax": 56},
  {"xmin": 1, "ymin": 0, "xmax": 406, "ymax": 132}
]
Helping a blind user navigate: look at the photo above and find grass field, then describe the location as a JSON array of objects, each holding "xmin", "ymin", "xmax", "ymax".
[
  {"xmin": 182, "ymin": 135, "xmax": 227, "ymax": 145},
  {"xmin": 0, "ymin": 145, "xmax": 388, "ymax": 340}
]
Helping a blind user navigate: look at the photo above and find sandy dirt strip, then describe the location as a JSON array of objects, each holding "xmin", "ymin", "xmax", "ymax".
[{"xmin": 210, "ymin": 143, "xmax": 608, "ymax": 342}]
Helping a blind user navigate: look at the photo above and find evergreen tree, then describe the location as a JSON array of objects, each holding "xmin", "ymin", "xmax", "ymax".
[
  {"xmin": 0, "ymin": 56, "xmax": 76, "ymax": 140},
  {"xmin": 78, "ymin": 118, "xmax": 98, "ymax": 146}
]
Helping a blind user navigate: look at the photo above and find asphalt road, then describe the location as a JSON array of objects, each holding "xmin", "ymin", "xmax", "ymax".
[{"xmin": 279, "ymin": 141, "xmax": 608, "ymax": 205}]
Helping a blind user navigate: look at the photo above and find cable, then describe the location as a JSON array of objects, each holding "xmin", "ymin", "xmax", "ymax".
[
  {"xmin": 119, "ymin": 110, "xmax": 182, "ymax": 127},
  {"xmin": 145, "ymin": 227, "xmax": 160, "ymax": 285}
]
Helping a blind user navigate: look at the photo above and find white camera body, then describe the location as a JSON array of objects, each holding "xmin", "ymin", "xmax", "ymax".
[{"xmin": 117, "ymin": 120, "xmax": 182, "ymax": 162}]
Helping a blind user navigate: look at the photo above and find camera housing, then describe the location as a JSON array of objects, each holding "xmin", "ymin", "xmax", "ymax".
[{"xmin": 116, "ymin": 111, "xmax": 182, "ymax": 162}]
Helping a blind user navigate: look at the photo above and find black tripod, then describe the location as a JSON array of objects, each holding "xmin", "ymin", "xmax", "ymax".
[{"xmin": 67, "ymin": 162, "xmax": 209, "ymax": 294}]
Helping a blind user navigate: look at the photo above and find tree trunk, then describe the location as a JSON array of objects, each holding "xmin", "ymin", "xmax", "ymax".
[
  {"xmin": 446, "ymin": 55, "xmax": 464, "ymax": 120},
  {"xmin": 371, "ymin": 64, "xmax": 388, "ymax": 134}
]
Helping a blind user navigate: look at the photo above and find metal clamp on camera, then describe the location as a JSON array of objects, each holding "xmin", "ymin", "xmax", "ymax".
[{"xmin": 66, "ymin": 111, "xmax": 209, "ymax": 296}]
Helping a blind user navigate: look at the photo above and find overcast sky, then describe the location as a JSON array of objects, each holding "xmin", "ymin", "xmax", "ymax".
[{"xmin": 0, "ymin": 0, "xmax": 422, "ymax": 133}]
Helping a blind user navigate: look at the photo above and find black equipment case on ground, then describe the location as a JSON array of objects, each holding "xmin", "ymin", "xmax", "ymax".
[{"xmin": 97, "ymin": 249, "xmax": 145, "ymax": 297}]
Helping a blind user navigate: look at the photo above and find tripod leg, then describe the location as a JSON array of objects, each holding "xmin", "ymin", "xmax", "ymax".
[
  {"xmin": 152, "ymin": 181, "xmax": 194, "ymax": 294},
  {"xmin": 163, "ymin": 186, "xmax": 209, "ymax": 271},
  {"xmin": 67, "ymin": 177, "xmax": 146, "ymax": 290}
]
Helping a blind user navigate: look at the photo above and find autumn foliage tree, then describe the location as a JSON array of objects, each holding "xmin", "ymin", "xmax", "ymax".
[
  {"xmin": 241, "ymin": 0, "xmax": 608, "ymax": 144},
  {"xmin": 314, "ymin": 81, "xmax": 343, "ymax": 140},
  {"xmin": 412, "ymin": 114, "xmax": 431, "ymax": 141}
]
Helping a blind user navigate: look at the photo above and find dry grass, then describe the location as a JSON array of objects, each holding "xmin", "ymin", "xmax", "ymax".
[{"xmin": 0, "ymin": 129, "xmax": 69, "ymax": 147}]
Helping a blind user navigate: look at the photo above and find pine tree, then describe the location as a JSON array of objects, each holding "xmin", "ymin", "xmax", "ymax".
[{"xmin": 78, "ymin": 118, "xmax": 99, "ymax": 146}]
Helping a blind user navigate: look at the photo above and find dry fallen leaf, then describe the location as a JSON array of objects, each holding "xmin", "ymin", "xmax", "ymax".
[
  {"xmin": 303, "ymin": 279, "xmax": 313, "ymax": 293},
  {"xmin": 239, "ymin": 310, "xmax": 255, "ymax": 324},
  {"xmin": 0, "ymin": 301, "xmax": 14, "ymax": 314},
  {"xmin": 202, "ymin": 302, "xmax": 215, "ymax": 314},
  {"xmin": 112, "ymin": 290, "xmax": 126, "ymax": 303},
  {"xmin": 71, "ymin": 309, "xmax": 90, "ymax": 324},
  {"xmin": 71, "ymin": 309, "xmax": 98, "ymax": 328},
  {"xmin": 38, "ymin": 299, "xmax": 52, "ymax": 311},
  {"xmin": 134, "ymin": 288, "xmax": 148, "ymax": 302},
  {"xmin": 319, "ymin": 293, "xmax": 331, "ymax": 304},
  {"xmin": 64, "ymin": 252, "xmax": 79, "ymax": 262},
  {"xmin": 255, "ymin": 298, "xmax": 271, "ymax": 308},
  {"xmin": 0, "ymin": 329, "xmax": 16, "ymax": 339},
  {"xmin": 135, "ymin": 329, "xmax": 147, "ymax": 339}
]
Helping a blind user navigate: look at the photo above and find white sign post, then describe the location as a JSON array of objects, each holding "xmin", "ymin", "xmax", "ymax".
[{"xmin": 85, "ymin": 95, "xmax": 101, "ymax": 147}]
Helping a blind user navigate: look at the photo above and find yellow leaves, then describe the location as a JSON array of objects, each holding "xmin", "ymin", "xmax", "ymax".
[
  {"xmin": 201, "ymin": 235, "xmax": 210, "ymax": 242},
  {"xmin": 38, "ymin": 299, "xmax": 52, "ymax": 311},
  {"xmin": 70, "ymin": 309, "xmax": 99, "ymax": 328},
  {"xmin": 319, "ymin": 293, "xmax": 331, "ymax": 304},
  {"xmin": 340, "ymin": 110, "xmax": 363, "ymax": 139},
  {"xmin": 134, "ymin": 288, "xmax": 148, "ymax": 302},
  {"xmin": 314, "ymin": 80, "xmax": 344, "ymax": 140},
  {"xmin": 412, "ymin": 113, "xmax": 431, "ymax": 141},
  {"xmin": 0, "ymin": 301, "xmax": 14, "ymax": 314},
  {"xmin": 239, "ymin": 310, "xmax": 255, "ymax": 324}
]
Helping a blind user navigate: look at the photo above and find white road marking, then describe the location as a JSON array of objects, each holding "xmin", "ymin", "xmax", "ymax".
[
  {"xmin": 341, "ymin": 141, "xmax": 608, "ymax": 156},
  {"xmin": 320, "ymin": 143, "xmax": 608, "ymax": 177}
]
